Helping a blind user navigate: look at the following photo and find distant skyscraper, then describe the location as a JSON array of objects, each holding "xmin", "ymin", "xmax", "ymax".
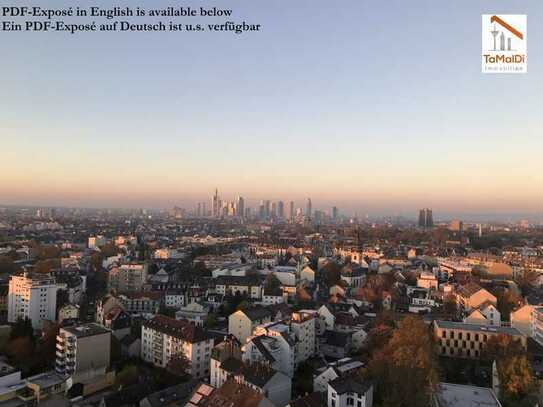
[
  {"xmin": 211, "ymin": 188, "xmax": 220, "ymax": 218},
  {"xmin": 264, "ymin": 200, "xmax": 271, "ymax": 219},
  {"xmin": 289, "ymin": 201, "xmax": 294, "ymax": 221},
  {"xmin": 306, "ymin": 198, "xmax": 312, "ymax": 218},
  {"xmin": 277, "ymin": 201, "xmax": 284, "ymax": 219},
  {"xmin": 332, "ymin": 206, "xmax": 339, "ymax": 220},
  {"xmin": 418, "ymin": 208, "xmax": 434, "ymax": 228},
  {"xmin": 236, "ymin": 196, "xmax": 245, "ymax": 219},
  {"xmin": 259, "ymin": 201, "xmax": 266, "ymax": 220},
  {"xmin": 271, "ymin": 202, "xmax": 277, "ymax": 219}
]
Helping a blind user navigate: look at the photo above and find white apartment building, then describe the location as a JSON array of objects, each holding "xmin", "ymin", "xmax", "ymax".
[
  {"xmin": 141, "ymin": 315, "xmax": 214, "ymax": 379},
  {"xmin": 291, "ymin": 311, "xmax": 317, "ymax": 364},
  {"xmin": 244, "ymin": 322, "xmax": 296, "ymax": 377},
  {"xmin": 107, "ymin": 263, "xmax": 148, "ymax": 292},
  {"xmin": 328, "ymin": 377, "xmax": 373, "ymax": 407},
  {"xmin": 417, "ymin": 271, "xmax": 438, "ymax": 290},
  {"xmin": 313, "ymin": 358, "xmax": 364, "ymax": 393},
  {"xmin": 175, "ymin": 302, "xmax": 208, "ymax": 327},
  {"xmin": 164, "ymin": 290, "xmax": 185, "ymax": 309},
  {"xmin": 88, "ymin": 235, "xmax": 107, "ymax": 249},
  {"xmin": 55, "ymin": 323, "xmax": 111, "ymax": 383},
  {"xmin": 215, "ymin": 276, "xmax": 263, "ymax": 300},
  {"xmin": 8, "ymin": 273, "xmax": 58, "ymax": 329},
  {"xmin": 531, "ymin": 306, "xmax": 543, "ymax": 346},
  {"xmin": 228, "ymin": 306, "xmax": 272, "ymax": 344}
]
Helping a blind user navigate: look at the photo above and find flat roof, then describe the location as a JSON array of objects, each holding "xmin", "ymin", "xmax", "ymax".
[
  {"xmin": 61, "ymin": 323, "xmax": 110, "ymax": 338},
  {"xmin": 434, "ymin": 320, "xmax": 523, "ymax": 336},
  {"xmin": 434, "ymin": 382, "xmax": 501, "ymax": 407}
]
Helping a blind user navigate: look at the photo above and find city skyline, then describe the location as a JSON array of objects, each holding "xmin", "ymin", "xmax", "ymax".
[{"xmin": 2, "ymin": 0, "xmax": 543, "ymax": 217}]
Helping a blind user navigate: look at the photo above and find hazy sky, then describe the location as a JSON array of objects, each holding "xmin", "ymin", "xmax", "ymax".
[{"xmin": 1, "ymin": 0, "xmax": 542, "ymax": 217}]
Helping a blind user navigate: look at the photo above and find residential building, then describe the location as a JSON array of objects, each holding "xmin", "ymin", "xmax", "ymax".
[
  {"xmin": 434, "ymin": 320, "xmax": 526, "ymax": 359},
  {"xmin": 141, "ymin": 315, "xmax": 213, "ymax": 378},
  {"xmin": 118, "ymin": 291, "xmax": 162, "ymax": 314},
  {"xmin": 215, "ymin": 275, "xmax": 263, "ymax": 300},
  {"xmin": 417, "ymin": 271, "xmax": 438, "ymax": 290},
  {"xmin": 243, "ymin": 328, "xmax": 295, "ymax": 378},
  {"xmin": 313, "ymin": 358, "xmax": 364, "ymax": 393},
  {"xmin": 55, "ymin": 323, "xmax": 111, "ymax": 383},
  {"xmin": 107, "ymin": 262, "xmax": 148, "ymax": 292},
  {"xmin": 456, "ymin": 283, "xmax": 497, "ymax": 312},
  {"xmin": 103, "ymin": 306, "xmax": 131, "ymax": 339},
  {"xmin": 8, "ymin": 273, "xmax": 58, "ymax": 329},
  {"xmin": 327, "ymin": 376, "xmax": 373, "ymax": 407},
  {"xmin": 164, "ymin": 289, "xmax": 186, "ymax": 309},
  {"xmin": 291, "ymin": 311, "xmax": 317, "ymax": 364},
  {"xmin": 531, "ymin": 306, "xmax": 543, "ymax": 346},
  {"xmin": 88, "ymin": 235, "xmax": 106, "ymax": 249},
  {"xmin": 58, "ymin": 304, "xmax": 79, "ymax": 324},
  {"xmin": 176, "ymin": 302, "xmax": 209, "ymax": 327},
  {"xmin": 432, "ymin": 382, "xmax": 501, "ymax": 407},
  {"xmin": 189, "ymin": 379, "xmax": 275, "ymax": 407},
  {"xmin": 511, "ymin": 304, "xmax": 533, "ymax": 337},
  {"xmin": 229, "ymin": 306, "xmax": 272, "ymax": 344},
  {"xmin": 463, "ymin": 302, "xmax": 501, "ymax": 326},
  {"xmin": 210, "ymin": 335, "xmax": 242, "ymax": 388},
  {"xmin": 212, "ymin": 358, "xmax": 292, "ymax": 407},
  {"xmin": 140, "ymin": 379, "xmax": 199, "ymax": 407}
]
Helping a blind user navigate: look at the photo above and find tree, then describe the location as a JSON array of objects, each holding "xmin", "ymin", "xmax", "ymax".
[
  {"xmin": 483, "ymin": 334, "xmax": 534, "ymax": 402},
  {"xmin": 33, "ymin": 244, "xmax": 61, "ymax": 260},
  {"xmin": 36, "ymin": 323, "xmax": 60, "ymax": 368},
  {"xmin": 368, "ymin": 316, "xmax": 439, "ymax": 407},
  {"xmin": 10, "ymin": 318, "xmax": 34, "ymax": 341},
  {"xmin": 115, "ymin": 364, "xmax": 139, "ymax": 389},
  {"xmin": 34, "ymin": 258, "xmax": 60, "ymax": 274},
  {"xmin": 0, "ymin": 256, "xmax": 19, "ymax": 274},
  {"xmin": 322, "ymin": 261, "xmax": 341, "ymax": 286},
  {"xmin": 205, "ymin": 313, "xmax": 218, "ymax": 329},
  {"xmin": 111, "ymin": 335, "xmax": 122, "ymax": 364},
  {"xmin": 293, "ymin": 362, "xmax": 314, "ymax": 395},
  {"xmin": 497, "ymin": 355, "xmax": 534, "ymax": 399},
  {"xmin": 193, "ymin": 261, "xmax": 210, "ymax": 276},
  {"xmin": 7, "ymin": 337, "xmax": 35, "ymax": 370},
  {"xmin": 236, "ymin": 300, "xmax": 250, "ymax": 311},
  {"xmin": 442, "ymin": 294, "xmax": 458, "ymax": 320},
  {"xmin": 264, "ymin": 273, "xmax": 281, "ymax": 292},
  {"xmin": 366, "ymin": 323, "xmax": 394, "ymax": 352},
  {"xmin": 99, "ymin": 243, "xmax": 119, "ymax": 258},
  {"xmin": 496, "ymin": 289, "xmax": 521, "ymax": 322},
  {"xmin": 516, "ymin": 270, "xmax": 539, "ymax": 296},
  {"xmin": 483, "ymin": 334, "xmax": 525, "ymax": 361}
]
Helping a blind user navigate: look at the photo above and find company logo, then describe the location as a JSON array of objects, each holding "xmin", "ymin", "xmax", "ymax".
[{"xmin": 482, "ymin": 14, "xmax": 527, "ymax": 73}]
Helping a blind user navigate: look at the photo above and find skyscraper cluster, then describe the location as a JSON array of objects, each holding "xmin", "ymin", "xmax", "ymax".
[
  {"xmin": 201, "ymin": 189, "xmax": 340, "ymax": 223},
  {"xmin": 418, "ymin": 208, "xmax": 434, "ymax": 228},
  {"xmin": 208, "ymin": 189, "xmax": 246, "ymax": 218}
]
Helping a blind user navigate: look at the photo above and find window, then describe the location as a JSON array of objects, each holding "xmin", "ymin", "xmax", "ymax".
[{"xmin": 347, "ymin": 398, "xmax": 354, "ymax": 406}]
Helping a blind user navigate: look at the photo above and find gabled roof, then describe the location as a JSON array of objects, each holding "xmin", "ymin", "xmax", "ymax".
[
  {"xmin": 242, "ymin": 306, "xmax": 273, "ymax": 321},
  {"xmin": 202, "ymin": 379, "xmax": 265, "ymax": 407},
  {"xmin": 458, "ymin": 282, "xmax": 483, "ymax": 298},
  {"xmin": 143, "ymin": 314, "xmax": 211, "ymax": 343},
  {"xmin": 328, "ymin": 376, "xmax": 372, "ymax": 395}
]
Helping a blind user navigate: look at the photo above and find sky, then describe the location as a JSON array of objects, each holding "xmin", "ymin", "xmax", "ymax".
[{"xmin": 1, "ymin": 0, "xmax": 542, "ymax": 219}]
